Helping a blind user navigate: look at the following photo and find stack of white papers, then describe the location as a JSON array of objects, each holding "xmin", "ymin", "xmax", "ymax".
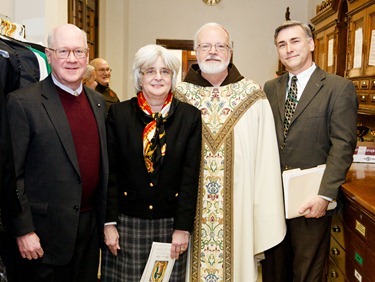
[{"xmin": 282, "ymin": 164, "xmax": 337, "ymax": 219}]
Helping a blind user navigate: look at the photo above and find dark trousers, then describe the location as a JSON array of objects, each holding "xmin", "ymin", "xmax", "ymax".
[
  {"xmin": 261, "ymin": 216, "xmax": 331, "ymax": 282},
  {"xmin": 11, "ymin": 210, "xmax": 99, "ymax": 282}
]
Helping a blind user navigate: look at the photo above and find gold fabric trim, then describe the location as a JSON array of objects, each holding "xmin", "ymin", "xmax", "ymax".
[{"xmin": 175, "ymin": 81, "xmax": 265, "ymax": 281}]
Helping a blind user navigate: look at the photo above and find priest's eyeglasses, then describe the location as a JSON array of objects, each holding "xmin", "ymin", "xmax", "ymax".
[
  {"xmin": 140, "ymin": 68, "xmax": 172, "ymax": 78},
  {"xmin": 197, "ymin": 43, "xmax": 230, "ymax": 52},
  {"xmin": 48, "ymin": 48, "xmax": 89, "ymax": 59}
]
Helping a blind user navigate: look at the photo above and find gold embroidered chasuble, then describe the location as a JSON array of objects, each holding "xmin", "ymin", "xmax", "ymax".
[{"xmin": 175, "ymin": 78, "xmax": 286, "ymax": 282}]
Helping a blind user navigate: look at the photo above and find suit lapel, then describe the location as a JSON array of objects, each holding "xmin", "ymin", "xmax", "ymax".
[
  {"xmin": 41, "ymin": 76, "xmax": 81, "ymax": 176},
  {"xmin": 290, "ymin": 67, "xmax": 325, "ymax": 125}
]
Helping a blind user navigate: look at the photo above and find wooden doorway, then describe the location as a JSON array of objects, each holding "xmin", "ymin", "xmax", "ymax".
[
  {"xmin": 68, "ymin": 0, "xmax": 99, "ymax": 59},
  {"xmin": 156, "ymin": 39, "xmax": 197, "ymax": 81}
]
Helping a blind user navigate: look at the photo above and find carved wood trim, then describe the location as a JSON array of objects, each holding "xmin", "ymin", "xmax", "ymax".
[
  {"xmin": 312, "ymin": 0, "xmax": 340, "ymax": 24},
  {"xmin": 316, "ymin": 0, "xmax": 340, "ymax": 14},
  {"xmin": 156, "ymin": 39, "xmax": 194, "ymax": 51}
]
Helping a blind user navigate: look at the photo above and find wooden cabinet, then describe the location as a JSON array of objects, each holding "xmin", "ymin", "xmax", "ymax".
[
  {"xmin": 346, "ymin": 0, "xmax": 375, "ymax": 137},
  {"xmin": 314, "ymin": 25, "xmax": 337, "ymax": 74},
  {"xmin": 346, "ymin": 2, "xmax": 375, "ymax": 117},
  {"xmin": 312, "ymin": 0, "xmax": 375, "ymax": 138},
  {"xmin": 328, "ymin": 163, "xmax": 375, "ymax": 281},
  {"xmin": 329, "ymin": 199, "xmax": 375, "ymax": 281},
  {"xmin": 346, "ymin": 4, "xmax": 375, "ymax": 78},
  {"xmin": 311, "ymin": 0, "xmax": 348, "ymax": 77}
]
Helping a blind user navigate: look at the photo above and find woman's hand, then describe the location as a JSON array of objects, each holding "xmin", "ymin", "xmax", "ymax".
[
  {"xmin": 170, "ymin": 229, "xmax": 190, "ymax": 259},
  {"xmin": 104, "ymin": 225, "xmax": 121, "ymax": 256}
]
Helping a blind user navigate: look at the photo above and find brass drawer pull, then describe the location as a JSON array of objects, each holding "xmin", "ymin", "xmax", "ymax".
[
  {"xmin": 332, "ymin": 225, "xmax": 341, "ymax": 233},
  {"xmin": 331, "ymin": 247, "xmax": 340, "ymax": 256},
  {"xmin": 330, "ymin": 270, "xmax": 338, "ymax": 278}
]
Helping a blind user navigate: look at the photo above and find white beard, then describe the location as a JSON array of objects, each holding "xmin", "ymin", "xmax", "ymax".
[{"xmin": 198, "ymin": 55, "xmax": 230, "ymax": 74}]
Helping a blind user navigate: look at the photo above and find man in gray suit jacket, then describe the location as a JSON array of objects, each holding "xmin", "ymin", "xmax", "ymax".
[
  {"xmin": 6, "ymin": 24, "xmax": 108, "ymax": 282},
  {"xmin": 261, "ymin": 21, "xmax": 358, "ymax": 282}
]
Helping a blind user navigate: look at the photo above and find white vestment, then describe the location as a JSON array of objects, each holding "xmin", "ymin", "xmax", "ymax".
[{"xmin": 176, "ymin": 78, "xmax": 286, "ymax": 282}]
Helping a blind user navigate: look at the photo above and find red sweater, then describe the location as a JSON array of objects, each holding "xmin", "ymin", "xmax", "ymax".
[{"xmin": 57, "ymin": 87, "xmax": 100, "ymax": 212}]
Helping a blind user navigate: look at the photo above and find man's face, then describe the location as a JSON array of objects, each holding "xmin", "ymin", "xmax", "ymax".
[
  {"xmin": 94, "ymin": 59, "xmax": 112, "ymax": 86},
  {"xmin": 276, "ymin": 25, "xmax": 314, "ymax": 75},
  {"xmin": 45, "ymin": 25, "xmax": 88, "ymax": 90},
  {"xmin": 196, "ymin": 26, "xmax": 231, "ymax": 75}
]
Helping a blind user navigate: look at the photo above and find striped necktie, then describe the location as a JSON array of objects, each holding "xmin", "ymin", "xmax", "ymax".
[{"xmin": 284, "ymin": 76, "xmax": 298, "ymax": 140}]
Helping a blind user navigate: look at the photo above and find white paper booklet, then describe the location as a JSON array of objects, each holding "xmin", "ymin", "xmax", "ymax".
[
  {"xmin": 140, "ymin": 242, "xmax": 175, "ymax": 282},
  {"xmin": 282, "ymin": 164, "xmax": 337, "ymax": 219}
]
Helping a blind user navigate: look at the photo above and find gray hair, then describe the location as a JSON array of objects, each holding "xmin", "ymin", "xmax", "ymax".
[
  {"xmin": 274, "ymin": 20, "xmax": 313, "ymax": 45},
  {"xmin": 193, "ymin": 22, "xmax": 232, "ymax": 50},
  {"xmin": 82, "ymin": 65, "xmax": 95, "ymax": 83},
  {"xmin": 47, "ymin": 24, "xmax": 88, "ymax": 48},
  {"xmin": 132, "ymin": 44, "xmax": 181, "ymax": 92}
]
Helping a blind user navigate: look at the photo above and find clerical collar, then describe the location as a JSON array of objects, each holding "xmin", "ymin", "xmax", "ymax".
[{"xmin": 51, "ymin": 74, "xmax": 83, "ymax": 96}]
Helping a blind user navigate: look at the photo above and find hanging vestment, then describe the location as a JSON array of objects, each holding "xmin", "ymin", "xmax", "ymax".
[{"xmin": 0, "ymin": 36, "xmax": 40, "ymax": 91}]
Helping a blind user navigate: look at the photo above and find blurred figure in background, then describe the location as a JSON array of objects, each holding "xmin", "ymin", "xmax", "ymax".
[
  {"xmin": 90, "ymin": 58, "xmax": 120, "ymax": 111},
  {"xmin": 82, "ymin": 65, "xmax": 98, "ymax": 90}
]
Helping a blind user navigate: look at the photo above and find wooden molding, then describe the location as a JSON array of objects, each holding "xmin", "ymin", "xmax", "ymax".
[{"xmin": 156, "ymin": 39, "xmax": 194, "ymax": 51}]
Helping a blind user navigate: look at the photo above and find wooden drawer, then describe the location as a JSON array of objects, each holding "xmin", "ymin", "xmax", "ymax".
[
  {"xmin": 329, "ymin": 236, "xmax": 346, "ymax": 275},
  {"xmin": 329, "ymin": 236, "xmax": 372, "ymax": 282},
  {"xmin": 331, "ymin": 214, "xmax": 375, "ymax": 280},
  {"xmin": 342, "ymin": 196, "xmax": 375, "ymax": 252},
  {"xmin": 327, "ymin": 258, "xmax": 346, "ymax": 282},
  {"xmin": 331, "ymin": 215, "xmax": 344, "ymax": 246}
]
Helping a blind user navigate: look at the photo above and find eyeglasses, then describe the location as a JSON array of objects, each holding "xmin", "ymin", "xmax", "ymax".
[
  {"xmin": 96, "ymin": 68, "xmax": 112, "ymax": 74},
  {"xmin": 140, "ymin": 68, "xmax": 172, "ymax": 78},
  {"xmin": 197, "ymin": 43, "xmax": 230, "ymax": 52},
  {"xmin": 48, "ymin": 48, "xmax": 89, "ymax": 59}
]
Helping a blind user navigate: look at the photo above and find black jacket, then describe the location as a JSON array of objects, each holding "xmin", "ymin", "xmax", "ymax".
[{"xmin": 105, "ymin": 96, "xmax": 202, "ymax": 232}]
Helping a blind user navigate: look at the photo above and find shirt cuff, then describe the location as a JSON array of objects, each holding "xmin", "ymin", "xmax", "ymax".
[
  {"xmin": 319, "ymin": 195, "xmax": 333, "ymax": 202},
  {"xmin": 105, "ymin": 222, "xmax": 117, "ymax": 226}
]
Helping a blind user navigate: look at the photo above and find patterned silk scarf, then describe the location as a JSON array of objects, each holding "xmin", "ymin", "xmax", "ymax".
[{"xmin": 137, "ymin": 91, "xmax": 173, "ymax": 186}]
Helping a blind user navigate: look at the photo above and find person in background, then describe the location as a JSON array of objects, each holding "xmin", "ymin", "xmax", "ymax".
[
  {"xmin": 174, "ymin": 22, "xmax": 286, "ymax": 282},
  {"xmin": 101, "ymin": 44, "xmax": 202, "ymax": 282},
  {"xmin": 6, "ymin": 23, "xmax": 108, "ymax": 282},
  {"xmin": 261, "ymin": 20, "xmax": 358, "ymax": 282},
  {"xmin": 82, "ymin": 64, "xmax": 98, "ymax": 90},
  {"xmin": 90, "ymin": 58, "xmax": 120, "ymax": 111}
]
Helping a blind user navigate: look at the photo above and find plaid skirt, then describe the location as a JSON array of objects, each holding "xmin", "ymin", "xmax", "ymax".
[{"xmin": 101, "ymin": 214, "xmax": 187, "ymax": 282}]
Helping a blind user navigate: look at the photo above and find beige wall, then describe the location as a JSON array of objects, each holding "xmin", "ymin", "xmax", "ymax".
[
  {"xmin": 2, "ymin": 0, "xmax": 323, "ymax": 101},
  {"xmin": 100, "ymin": 0, "xmax": 314, "ymax": 100}
]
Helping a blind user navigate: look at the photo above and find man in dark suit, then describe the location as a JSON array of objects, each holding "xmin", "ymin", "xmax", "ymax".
[
  {"xmin": 6, "ymin": 23, "xmax": 108, "ymax": 282},
  {"xmin": 261, "ymin": 21, "xmax": 358, "ymax": 282}
]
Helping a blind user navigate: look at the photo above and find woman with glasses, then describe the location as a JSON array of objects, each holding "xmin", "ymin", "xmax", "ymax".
[{"xmin": 101, "ymin": 44, "xmax": 202, "ymax": 282}]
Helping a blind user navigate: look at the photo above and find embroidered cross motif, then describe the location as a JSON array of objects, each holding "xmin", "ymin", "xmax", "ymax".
[{"xmin": 284, "ymin": 76, "xmax": 298, "ymax": 140}]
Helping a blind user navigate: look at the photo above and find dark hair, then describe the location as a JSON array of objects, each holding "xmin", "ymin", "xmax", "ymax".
[{"xmin": 274, "ymin": 20, "xmax": 313, "ymax": 45}]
